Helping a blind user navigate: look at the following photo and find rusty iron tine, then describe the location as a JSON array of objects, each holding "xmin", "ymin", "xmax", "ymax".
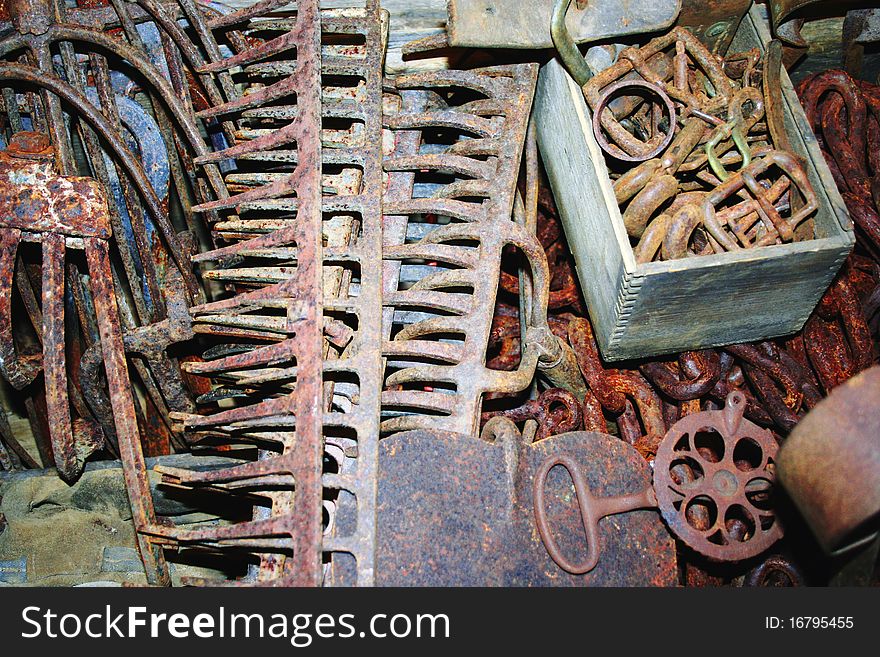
[
  {"xmin": 205, "ymin": 0, "xmax": 292, "ymax": 29},
  {"xmin": 41, "ymin": 232, "xmax": 80, "ymax": 480},
  {"xmin": 87, "ymin": 236, "xmax": 170, "ymax": 585},
  {"xmin": 0, "ymin": 229, "xmax": 40, "ymax": 389}
]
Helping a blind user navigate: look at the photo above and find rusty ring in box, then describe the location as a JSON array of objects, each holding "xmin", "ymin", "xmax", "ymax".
[
  {"xmin": 592, "ymin": 79, "xmax": 677, "ymax": 162},
  {"xmin": 653, "ymin": 391, "xmax": 783, "ymax": 562}
]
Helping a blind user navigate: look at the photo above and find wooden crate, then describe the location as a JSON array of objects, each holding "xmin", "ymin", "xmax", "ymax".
[{"xmin": 534, "ymin": 4, "xmax": 854, "ymax": 361}]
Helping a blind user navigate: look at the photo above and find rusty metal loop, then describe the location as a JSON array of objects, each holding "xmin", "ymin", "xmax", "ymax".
[
  {"xmin": 592, "ymin": 79, "xmax": 677, "ymax": 162},
  {"xmin": 640, "ymin": 350, "xmax": 722, "ymax": 400},
  {"xmin": 534, "ymin": 454, "xmax": 604, "ymax": 574},
  {"xmin": 534, "ymin": 452, "xmax": 657, "ymax": 574}
]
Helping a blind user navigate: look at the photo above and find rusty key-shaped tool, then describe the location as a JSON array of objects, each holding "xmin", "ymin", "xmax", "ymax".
[{"xmin": 534, "ymin": 390, "xmax": 784, "ymax": 573}]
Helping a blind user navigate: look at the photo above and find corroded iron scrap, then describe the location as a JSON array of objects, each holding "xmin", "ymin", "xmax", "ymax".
[
  {"xmin": 778, "ymin": 366, "xmax": 880, "ymax": 554},
  {"xmin": 484, "ymin": 166, "xmax": 876, "ymax": 584},
  {"xmin": 0, "ymin": 0, "xmax": 246, "ymax": 476},
  {"xmin": 653, "ymin": 390, "xmax": 783, "ymax": 562},
  {"xmin": 0, "ymin": 129, "xmax": 169, "ymax": 581},
  {"xmin": 0, "ymin": 0, "xmax": 874, "ymax": 589},
  {"xmin": 556, "ymin": 24, "xmax": 822, "ymax": 262},
  {"xmin": 500, "ymin": 181, "xmax": 877, "ymax": 456},
  {"xmin": 526, "ymin": 391, "xmax": 783, "ymax": 574},
  {"xmin": 380, "ymin": 392, "xmax": 782, "ymax": 583},
  {"xmin": 798, "ymin": 70, "xmax": 880, "ymax": 256},
  {"xmin": 481, "ymin": 388, "xmax": 583, "ymax": 442},
  {"xmin": 0, "ymin": 131, "xmax": 109, "ymax": 480},
  {"xmin": 0, "ymin": 0, "xmax": 566, "ymax": 587}
]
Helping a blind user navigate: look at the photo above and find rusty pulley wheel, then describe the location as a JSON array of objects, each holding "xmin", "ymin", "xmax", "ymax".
[{"xmin": 653, "ymin": 390, "xmax": 783, "ymax": 561}]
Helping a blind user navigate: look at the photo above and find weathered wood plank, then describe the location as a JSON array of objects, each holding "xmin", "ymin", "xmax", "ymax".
[{"xmin": 534, "ymin": 55, "xmax": 627, "ymax": 350}]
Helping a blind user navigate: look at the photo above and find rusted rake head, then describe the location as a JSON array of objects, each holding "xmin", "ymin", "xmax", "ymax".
[
  {"xmin": 381, "ymin": 64, "xmax": 554, "ymax": 438},
  {"xmin": 126, "ymin": 0, "xmax": 390, "ymax": 588}
]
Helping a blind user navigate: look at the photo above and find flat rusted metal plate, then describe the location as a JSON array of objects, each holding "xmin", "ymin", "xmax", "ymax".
[
  {"xmin": 678, "ymin": 0, "xmax": 753, "ymax": 53},
  {"xmin": 376, "ymin": 429, "xmax": 676, "ymax": 586},
  {"xmin": 447, "ymin": 0, "xmax": 680, "ymax": 49}
]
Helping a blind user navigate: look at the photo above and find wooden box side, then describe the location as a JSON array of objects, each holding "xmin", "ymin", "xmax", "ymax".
[
  {"xmin": 535, "ymin": 57, "xmax": 632, "ymax": 345},
  {"xmin": 728, "ymin": 4, "xmax": 853, "ymax": 240},
  {"xmin": 605, "ymin": 241, "xmax": 851, "ymax": 360}
]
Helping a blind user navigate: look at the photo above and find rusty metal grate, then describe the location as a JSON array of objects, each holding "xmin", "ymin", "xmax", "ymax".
[
  {"xmin": 0, "ymin": 0, "xmax": 549, "ymax": 587},
  {"xmin": 380, "ymin": 64, "xmax": 549, "ymax": 437},
  {"xmin": 139, "ymin": 0, "xmax": 387, "ymax": 587}
]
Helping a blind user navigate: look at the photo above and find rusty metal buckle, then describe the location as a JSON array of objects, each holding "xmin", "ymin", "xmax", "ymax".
[{"xmin": 661, "ymin": 149, "xmax": 819, "ymax": 257}]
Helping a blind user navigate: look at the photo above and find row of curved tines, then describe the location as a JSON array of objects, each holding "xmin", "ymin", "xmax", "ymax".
[
  {"xmin": 380, "ymin": 65, "xmax": 535, "ymax": 439},
  {"xmin": 148, "ymin": 0, "xmax": 391, "ymax": 586},
  {"xmin": 147, "ymin": 43, "xmax": 538, "ymax": 582}
]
